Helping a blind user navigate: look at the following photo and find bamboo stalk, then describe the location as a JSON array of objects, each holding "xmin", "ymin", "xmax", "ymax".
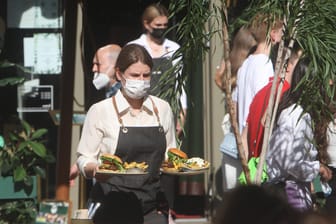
[
  {"xmin": 221, "ymin": 4, "xmax": 251, "ymax": 185},
  {"xmin": 255, "ymin": 0, "xmax": 305, "ymax": 184}
]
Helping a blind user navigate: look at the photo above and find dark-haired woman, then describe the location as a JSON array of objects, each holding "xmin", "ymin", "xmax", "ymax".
[{"xmin": 266, "ymin": 58, "xmax": 332, "ymax": 211}]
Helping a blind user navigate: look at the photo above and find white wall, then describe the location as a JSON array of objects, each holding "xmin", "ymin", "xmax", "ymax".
[
  {"xmin": 202, "ymin": 0, "xmax": 226, "ymax": 196},
  {"xmin": 69, "ymin": 3, "xmax": 85, "ymax": 214}
]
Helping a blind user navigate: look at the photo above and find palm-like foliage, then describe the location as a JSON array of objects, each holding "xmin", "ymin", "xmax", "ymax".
[
  {"xmin": 0, "ymin": 59, "xmax": 30, "ymax": 86},
  {"xmin": 156, "ymin": 1, "xmax": 216, "ymax": 133},
  {"xmin": 163, "ymin": 0, "xmax": 336, "ymax": 184},
  {"xmin": 234, "ymin": 0, "xmax": 336, "ymax": 183}
]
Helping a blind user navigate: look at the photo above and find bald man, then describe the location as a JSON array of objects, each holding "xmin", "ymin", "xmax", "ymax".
[
  {"xmin": 92, "ymin": 44, "xmax": 122, "ymax": 97},
  {"xmin": 69, "ymin": 44, "xmax": 121, "ymax": 186}
]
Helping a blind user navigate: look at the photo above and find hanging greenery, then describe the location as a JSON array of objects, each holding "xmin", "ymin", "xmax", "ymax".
[
  {"xmin": 217, "ymin": 0, "xmax": 336, "ymax": 184},
  {"xmin": 156, "ymin": 0, "xmax": 218, "ymax": 118},
  {"xmin": 162, "ymin": 0, "xmax": 336, "ymax": 183},
  {"xmin": 236, "ymin": 0, "xmax": 336, "ymax": 123}
]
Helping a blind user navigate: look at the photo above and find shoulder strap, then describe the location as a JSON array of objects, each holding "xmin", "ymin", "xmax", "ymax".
[{"xmin": 112, "ymin": 96, "xmax": 124, "ymax": 127}]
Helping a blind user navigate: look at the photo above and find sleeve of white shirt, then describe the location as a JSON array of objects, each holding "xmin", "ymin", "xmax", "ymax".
[
  {"xmin": 286, "ymin": 113, "xmax": 320, "ymax": 181},
  {"xmin": 268, "ymin": 111, "xmax": 319, "ymax": 182},
  {"xmin": 159, "ymin": 100, "xmax": 177, "ymax": 159},
  {"xmin": 77, "ymin": 104, "xmax": 104, "ymax": 178}
]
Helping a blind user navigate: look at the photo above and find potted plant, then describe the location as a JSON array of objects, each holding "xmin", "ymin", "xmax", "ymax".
[
  {"xmin": 0, "ymin": 24, "xmax": 55, "ymax": 223},
  {"xmin": 0, "ymin": 119, "xmax": 55, "ymax": 223},
  {"xmin": 0, "ymin": 119, "xmax": 55, "ymax": 188}
]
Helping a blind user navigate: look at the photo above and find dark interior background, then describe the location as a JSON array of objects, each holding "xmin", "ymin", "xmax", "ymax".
[
  {"xmin": 0, "ymin": 0, "xmax": 170, "ymax": 199},
  {"xmin": 0, "ymin": 0, "xmax": 249, "ymax": 214},
  {"xmin": 82, "ymin": 0, "xmax": 171, "ymax": 108}
]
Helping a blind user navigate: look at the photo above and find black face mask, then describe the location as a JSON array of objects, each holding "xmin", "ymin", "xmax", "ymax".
[{"xmin": 150, "ymin": 28, "xmax": 167, "ymax": 40}]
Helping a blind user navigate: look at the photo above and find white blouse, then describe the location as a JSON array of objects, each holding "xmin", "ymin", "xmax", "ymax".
[
  {"xmin": 76, "ymin": 91, "xmax": 177, "ymax": 177},
  {"xmin": 267, "ymin": 104, "xmax": 320, "ymax": 182},
  {"xmin": 127, "ymin": 34, "xmax": 187, "ymax": 110}
]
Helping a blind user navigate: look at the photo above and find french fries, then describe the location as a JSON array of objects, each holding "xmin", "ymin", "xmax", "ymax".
[{"xmin": 124, "ymin": 161, "xmax": 148, "ymax": 171}]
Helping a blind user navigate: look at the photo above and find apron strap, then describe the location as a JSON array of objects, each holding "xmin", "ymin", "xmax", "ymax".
[
  {"xmin": 112, "ymin": 96, "xmax": 124, "ymax": 126},
  {"xmin": 148, "ymin": 96, "xmax": 161, "ymax": 126}
]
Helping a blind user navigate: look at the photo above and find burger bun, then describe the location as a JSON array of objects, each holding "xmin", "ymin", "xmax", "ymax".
[{"xmin": 168, "ymin": 148, "xmax": 188, "ymax": 159}]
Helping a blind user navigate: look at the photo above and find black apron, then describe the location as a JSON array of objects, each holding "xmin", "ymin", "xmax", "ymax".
[
  {"xmin": 149, "ymin": 57, "xmax": 173, "ymax": 98},
  {"xmin": 90, "ymin": 96, "xmax": 167, "ymax": 224}
]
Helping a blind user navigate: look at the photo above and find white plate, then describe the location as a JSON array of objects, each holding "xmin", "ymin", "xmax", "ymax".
[
  {"xmin": 160, "ymin": 167, "xmax": 209, "ymax": 176},
  {"xmin": 96, "ymin": 169, "xmax": 148, "ymax": 175},
  {"xmin": 181, "ymin": 165, "xmax": 210, "ymax": 172}
]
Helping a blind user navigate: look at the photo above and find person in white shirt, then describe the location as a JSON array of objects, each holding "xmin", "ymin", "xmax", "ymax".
[
  {"xmin": 233, "ymin": 14, "xmax": 283, "ymax": 133},
  {"xmin": 77, "ymin": 44, "xmax": 176, "ymax": 223},
  {"xmin": 127, "ymin": 3, "xmax": 187, "ymax": 138},
  {"xmin": 215, "ymin": 27, "xmax": 257, "ymax": 192},
  {"xmin": 69, "ymin": 44, "xmax": 122, "ymax": 186},
  {"xmin": 128, "ymin": 5, "xmax": 187, "ymax": 221},
  {"xmin": 266, "ymin": 58, "xmax": 332, "ymax": 211}
]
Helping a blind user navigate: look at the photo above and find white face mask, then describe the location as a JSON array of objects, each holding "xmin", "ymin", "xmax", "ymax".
[
  {"xmin": 92, "ymin": 72, "xmax": 109, "ymax": 90},
  {"xmin": 123, "ymin": 78, "xmax": 150, "ymax": 99}
]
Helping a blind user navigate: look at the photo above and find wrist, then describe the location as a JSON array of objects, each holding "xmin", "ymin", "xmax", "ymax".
[{"xmin": 84, "ymin": 162, "xmax": 98, "ymax": 178}]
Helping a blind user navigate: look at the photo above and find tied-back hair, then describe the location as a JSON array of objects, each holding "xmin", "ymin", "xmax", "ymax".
[
  {"xmin": 220, "ymin": 26, "xmax": 256, "ymax": 93},
  {"xmin": 142, "ymin": 3, "xmax": 169, "ymax": 25},
  {"xmin": 115, "ymin": 44, "xmax": 153, "ymax": 73}
]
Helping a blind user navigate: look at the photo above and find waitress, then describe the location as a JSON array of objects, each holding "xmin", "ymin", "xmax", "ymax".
[
  {"xmin": 127, "ymin": 3, "xmax": 187, "ymax": 137},
  {"xmin": 76, "ymin": 44, "xmax": 176, "ymax": 224},
  {"xmin": 128, "ymin": 4, "xmax": 187, "ymax": 213}
]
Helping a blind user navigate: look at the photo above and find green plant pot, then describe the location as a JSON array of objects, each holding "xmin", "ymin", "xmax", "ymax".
[{"xmin": 0, "ymin": 176, "xmax": 37, "ymax": 200}]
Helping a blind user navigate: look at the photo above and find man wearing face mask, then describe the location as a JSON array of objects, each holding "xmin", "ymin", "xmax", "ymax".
[
  {"xmin": 69, "ymin": 44, "xmax": 121, "ymax": 187},
  {"xmin": 92, "ymin": 44, "xmax": 122, "ymax": 98}
]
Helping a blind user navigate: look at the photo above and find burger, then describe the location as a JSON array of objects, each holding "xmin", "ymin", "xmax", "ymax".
[
  {"xmin": 99, "ymin": 153, "xmax": 125, "ymax": 172},
  {"xmin": 162, "ymin": 148, "xmax": 188, "ymax": 171},
  {"xmin": 168, "ymin": 148, "xmax": 188, "ymax": 162}
]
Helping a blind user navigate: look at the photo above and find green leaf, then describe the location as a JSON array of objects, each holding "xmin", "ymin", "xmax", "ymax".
[
  {"xmin": 33, "ymin": 165, "xmax": 46, "ymax": 178},
  {"xmin": 20, "ymin": 120, "xmax": 31, "ymax": 137},
  {"xmin": 13, "ymin": 166, "xmax": 27, "ymax": 182},
  {"xmin": 31, "ymin": 128, "xmax": 47, "ymax": 140},
  {"xmin": 28, "ymin": 141, "xmax": 47, "ymax": 158},
  {"xmin": 8, "ymin": 131, "xmax": 19, "ymax": 142},
  {"xmin": 17, "ymin": 141, "xmax": 29, "ymax": 152},
  {"xmin": 0, "ymin": 77, "xmax": 25, "ymax": 86}
]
